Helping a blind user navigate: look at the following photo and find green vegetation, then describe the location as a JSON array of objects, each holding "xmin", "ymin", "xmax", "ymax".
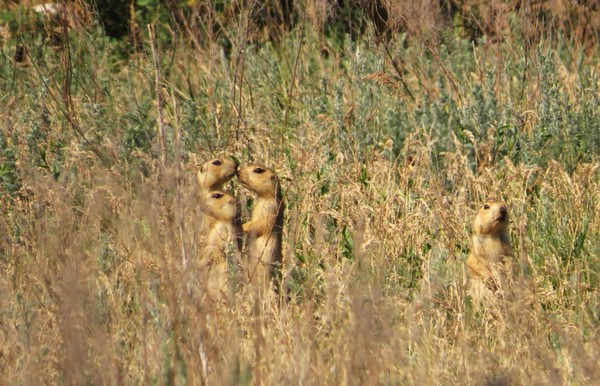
[{"xmin": 0, "ymin": 1, "xmax": 598, "ymax": 384}]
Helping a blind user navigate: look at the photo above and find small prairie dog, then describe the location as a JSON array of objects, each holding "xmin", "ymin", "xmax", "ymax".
[
  {"xmin": 197, "ymin": 157, "xmax": 238, "ymax": 191},
  {"xmin": 199, "ymin": 190, "xmax": 237, "ymax": 301},
  {"xmin": 237, "ymin": 164, "xmax": 284, "ymax": 290},
  {"xmin": 466, "ymin": 198, "xmax": 514, "ymax": 291},
  {"xmin": 201, "ymin": 190, "xmax": 237, "ymax": 263}
]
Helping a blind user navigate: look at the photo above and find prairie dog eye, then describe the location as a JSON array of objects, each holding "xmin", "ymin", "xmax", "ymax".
[
  {"xmin": 212, "ymin": 160, "xmax": 222, "ymax": 166},
  {"xmin": 483, "ymin": 204, "xmax": 490, "ymax": 210},
  {"xmin": 254, "ymin": 167, "xmax": 265, "ymax": 174},
  {"xmin": 212, "ymin": 193, "xmax": 224, "ymax": 199}
]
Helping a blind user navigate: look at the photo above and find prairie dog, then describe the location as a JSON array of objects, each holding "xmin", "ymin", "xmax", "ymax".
[
  {"xmin": 201, "ymin": 190, "xmax": 237, "ymax": 263},
  {"xmin": 199, "ymin": 190, "xmax": 237, "ymax": 301},
  {"xmin": 237, "ymin": 164, "xmax": 284, "ymax": 292},
  {"xmin": 197, "ymin": 157, "xmax": 238, "ymax": 191},
  {"xmin": 466, "ymin": 198, "xmax": 514, "ymax": 292}
]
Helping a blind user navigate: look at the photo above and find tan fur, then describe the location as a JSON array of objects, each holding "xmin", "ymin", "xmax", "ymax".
[
  {"xmin": 197, "ymin": 157, "xmax": 238, "ymax": 191},
  {"xmin": 237, "ymin": 164, "xmax": 284, "ymax": 292},
  {"xmin": 200, "ymin": 190, "xmax": 237, "ymax": 301},
  {"xmin": 466, "ymin": 198, "xmax": 514, "ymax": 293}
]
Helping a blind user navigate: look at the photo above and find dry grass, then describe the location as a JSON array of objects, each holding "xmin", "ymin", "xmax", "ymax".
[{"xmin": 0, "ymin": 1, "xmax": 599, "ymax": 384}]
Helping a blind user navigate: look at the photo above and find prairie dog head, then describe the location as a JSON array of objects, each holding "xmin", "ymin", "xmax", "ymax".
[
  {"xmin": 472, "ymin": 199, "xmax": 509, "ymax": 236},
  {"xmin": 197, "ymin": 157, "xmax": 238, "ymax": 191},
  {"xmin": 237, "ymin": 164, "xmax": 280, "ymax": 198},
  {"xmin": 202, "ymin": 191, "xmax": 237, "ymax": 223}
]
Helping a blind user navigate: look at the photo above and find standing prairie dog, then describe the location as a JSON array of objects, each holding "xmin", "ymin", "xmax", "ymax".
[
  {"xmin": 197, "ymin": 157, "xmax": 238, "ymax": 191},
  {"xmin": 197, "ymin": 156, "xmax": 243, "ymax": 252},
  {"xmin": 201, "ymin": 190, "xmax": 237, "ymax": 263},
  {"xmin": 466, "ymin": 198, "xmax": 514, "ymax": 292},
  {"xmin": 200, "ymin": 190, "xmax": 237, "ymax": 301},
  {"xmin": 237, "ymin": 164, "xmax": 284, "ymax": 293}
]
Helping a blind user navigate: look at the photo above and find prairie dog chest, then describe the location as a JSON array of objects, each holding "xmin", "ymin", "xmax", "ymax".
[
  {"xmin": 210, "ymin": 222, "xmax": 234, "ymax": 241},
  {"xmin": 250, "ymin": 199, "xmax": 278, "ymax": 228},
  {"xmin": 472, "ymin": 234, "xmax": 511, "ymax": 265}
]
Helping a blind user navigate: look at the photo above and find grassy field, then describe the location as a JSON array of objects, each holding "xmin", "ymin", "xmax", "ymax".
[{"xmin": 0, "ymin": 1, "xmax": 598, "ymax": 384}]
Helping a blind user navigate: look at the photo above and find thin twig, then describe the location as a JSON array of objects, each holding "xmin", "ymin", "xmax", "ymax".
[
  {"xmin": 231, "ymin": 6, "xmax": 251, "ymax": 143},
  {"xmin": 148, "ymin": 24, "xmax": 167, "ymax": 162},
  {"xmin": 379, "ymin": 36, "xmax": 416, "ymax": 102},
  {"xmin": 283, "ymin": 14, "xmax": 306, "ymax": 129}
]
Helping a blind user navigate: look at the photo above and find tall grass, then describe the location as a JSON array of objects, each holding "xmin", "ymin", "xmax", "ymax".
[{"xmin": 0, "ymin": 1, "xmax": 598, "ymax": 384}]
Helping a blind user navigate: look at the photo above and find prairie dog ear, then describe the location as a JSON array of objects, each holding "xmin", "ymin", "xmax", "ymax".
[
  {"xmin": 200, "ymin": 164, "xmax": 206, "ymax": 172},
  {"xmin": 270, "ymin": 174, "xmax": 277, "ymax": 181}
]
